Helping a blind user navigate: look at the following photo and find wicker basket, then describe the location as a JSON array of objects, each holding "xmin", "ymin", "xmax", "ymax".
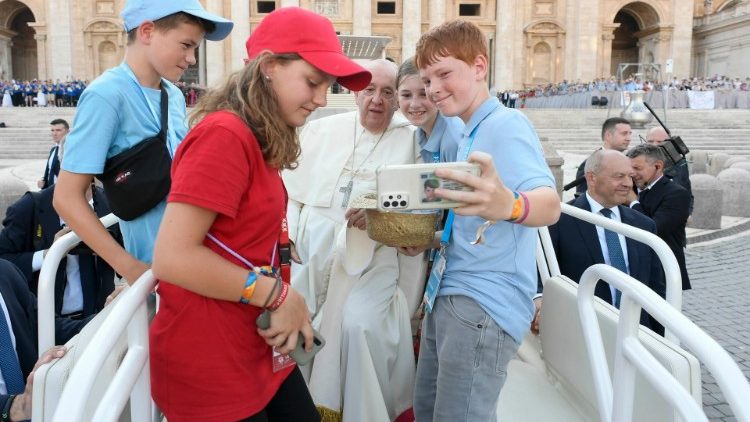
[{"xmin": 351, "ymin": 194, "xmax": 439, "ymax": 247}]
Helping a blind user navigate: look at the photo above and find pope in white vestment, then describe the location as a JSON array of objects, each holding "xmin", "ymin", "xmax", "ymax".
[{"xmin": 283, "ymin": 60, "xmax": 424, "ymax": 422}]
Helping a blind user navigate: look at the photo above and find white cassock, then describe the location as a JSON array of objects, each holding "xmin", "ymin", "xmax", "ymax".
[{"xmin": 283, "ymin": 111, "xmax": 424, "ymax": 422}]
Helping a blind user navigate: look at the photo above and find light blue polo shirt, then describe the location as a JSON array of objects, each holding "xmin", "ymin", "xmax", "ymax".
[
  {"xmin": 417, "ymin": 113, "xmax": 462, "ymax": 164},
  {"xmin": 62, "ymin": 62, "xmax": 188, "ymax": 263},
  {"xmin": 439, "ymin": 97, "xmax": 555, "ymax": 344}
]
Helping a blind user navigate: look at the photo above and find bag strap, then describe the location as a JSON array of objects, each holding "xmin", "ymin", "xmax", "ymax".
[{"xmin": 157, "ymin": 84, "xmax": 169, "ymax": 144}]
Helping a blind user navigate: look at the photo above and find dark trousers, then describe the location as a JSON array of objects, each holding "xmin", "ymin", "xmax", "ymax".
[{"xmin": 239, "ymin": 367, "xmax": 320, "ymax": 422}]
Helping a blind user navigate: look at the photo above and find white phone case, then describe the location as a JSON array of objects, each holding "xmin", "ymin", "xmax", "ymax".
[{"xmin": 376, "ymin": 162, "xmax": 481, "ymax": 211}]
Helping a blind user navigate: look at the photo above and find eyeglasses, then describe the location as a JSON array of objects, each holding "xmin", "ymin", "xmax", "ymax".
[{"xmin": 361, "ymin": 86, "xmax": 395, "ymax": 101}]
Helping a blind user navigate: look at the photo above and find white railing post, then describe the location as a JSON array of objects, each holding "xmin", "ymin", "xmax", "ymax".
[{"xmin": 37, "ymin": 213, "xmax": 119, "ymax": 355}]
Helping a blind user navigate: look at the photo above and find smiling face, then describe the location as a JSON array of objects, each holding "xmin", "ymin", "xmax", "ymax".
[
  {"xmin": 418, "ymin": 54, "xmax": 488, "ymax": 123},
  {"xmin": 266, "ymin": 59, "xmax": 333, "ymax": 127},
  {"xmin": 630, "ymin": 155, "xmax": 662, "ymax": 190},
  {"xmin": 587, "ymin": 151, "xmax": 634, "ymax": 208},
  {"xmin": 398, "ymin": 74, "xmax": 438, "ymax": 130},
  {"xmin": 145, "ymin": 21, "xmax": 205, "ymax": 83}
]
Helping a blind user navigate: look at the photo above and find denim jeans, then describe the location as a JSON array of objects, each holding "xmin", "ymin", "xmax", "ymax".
[{"xmin": 414, "ymin": 295, "xmax": 519, "ymax": 421}]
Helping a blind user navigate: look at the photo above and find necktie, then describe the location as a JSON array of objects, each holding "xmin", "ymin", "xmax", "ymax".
[
  {"xmin": 600, "ymin": 208, "xmax": 626, "ymax": 308},
  {"xmin": 0, "ymin": 312, "xmax": 25, "ymax": 394}
]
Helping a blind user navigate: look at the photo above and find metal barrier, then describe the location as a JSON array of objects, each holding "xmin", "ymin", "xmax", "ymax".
[
  {"xmin": 37, "ymin": 213, "xmax": 119, "ymax": 355},
  {"xmin": 51, "ymin": 270, "xmax": 156, "ymax": 422},
  {"xmin": 578, "ymin": 264, "xmax": 750, "ymax": 422}
]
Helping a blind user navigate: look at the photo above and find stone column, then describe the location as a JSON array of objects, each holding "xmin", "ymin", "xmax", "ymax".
[
  {"xmin": 33, "ymin": 33, "xmax": 48, "ymax": 80},
  {"xmin": 429, "ymin": 0, "xmax": 446, "ymax": 28},
  {"xmin": 48, "ymin": 0, "xmax": 74, "ymax": 80},
  {"xmin": 230, "ymin": 0, "xmax": 250, "ymax": 72},
  {"xmin": 577, "ymin": 0, "xmax": 600, "ymax": 82},
  {"xmin": 600, "ymin": 31, "xmax": 615, "ymax": 78},
  {"xmin": 494, "ymin": 0, "xmax": 515, "ymax": 89},
  {"xmin": 0, "ymin": 33, "xmax": 11, "ymax": 81},
  {"xmin": 352, "ymin": 0, "xmax": 371, "ymax": 36},
  {"xmin": 671, "ymin": 0, "xmax": 695, "ymax": 78},
  {"xmin": 401, "ymin": 0, "xmax": 421, "ymax": 59},
  {"xmin": 205, "ymin": 0, "xmax": 226, "ymax": 87}
]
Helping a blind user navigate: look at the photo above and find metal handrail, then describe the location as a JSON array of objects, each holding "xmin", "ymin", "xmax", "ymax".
[
  {"xmin": 51, "ymin": 270, "xmax": 156, "ymax": 422},
  {"xmin": 37, "ymin": 213, "xmax": 119, "ymax": 356},
  {"xmin": 540, "ymin": 203, "xmax": 683, "ymax": 343},
  {"xmin": 578, "ymin": 264, "xmax": 750, "ymax": 422}
]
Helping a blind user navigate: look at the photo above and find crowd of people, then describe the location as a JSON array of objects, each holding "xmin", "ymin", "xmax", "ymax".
[
  {"xmin": 0, "ymin": 79, "xmax": 208, "ymax": 108},
  {"xmin": 510, "ymin": 74, "xmax": 750, "ymax": 104},
  {"xmin": 0, "ymin": 2, "xmax": 697, "ymax": 422}
]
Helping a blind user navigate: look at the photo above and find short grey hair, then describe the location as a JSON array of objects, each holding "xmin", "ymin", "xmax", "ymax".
[
  {"xmin": 626, "ymin": 143, "xmax": 666, "ymax": 164},
  {"xmin": 584, "ymin": 149, "xmax": 605, "ymax": 174}
]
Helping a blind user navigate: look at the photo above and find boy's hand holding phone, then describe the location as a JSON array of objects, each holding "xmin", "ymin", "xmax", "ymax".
[{"xmin": 433, "ymin": 151, "xmax": 516, "ymax": 221}]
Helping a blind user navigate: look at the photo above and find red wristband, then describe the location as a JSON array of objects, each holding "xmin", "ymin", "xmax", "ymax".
[{"xmin": 268, "ymin": 282, "xmax": 289, "ymax": 312}]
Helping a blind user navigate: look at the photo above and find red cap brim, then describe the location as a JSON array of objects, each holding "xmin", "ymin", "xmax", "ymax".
[{"xmin": 299, "ymin": 51, "xmax": 372, "ymax": 91}]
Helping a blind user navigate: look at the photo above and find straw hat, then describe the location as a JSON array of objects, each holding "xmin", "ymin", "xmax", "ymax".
[{"xmin": 351, "ymin": 193, "xmax": 439, "ymax": 247}]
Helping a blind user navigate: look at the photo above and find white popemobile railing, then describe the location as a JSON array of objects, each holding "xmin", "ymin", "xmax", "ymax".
[
  {"xmin": 36, "ymin": 205, "xmax": 750, "ymax": 421},
  {"xmin": 37, "ymin": 213, "xmax": 119, "ymax": 355}
]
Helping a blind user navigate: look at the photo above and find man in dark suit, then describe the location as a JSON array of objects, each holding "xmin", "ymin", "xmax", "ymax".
[
  {"xmin": 645, "ymin": 126, "xmax": 694, "ymax": 215},
  {"xmin": 574, "ymin": 117, "xmax": 632, "ymax": 197},
  {"xmin": 627, "ymin": 143, "xmax": 691, "ymax": 290},
  {"xmin": 0, "ymin": 184, "xmax": 118, "ymax": 317},
  {"xmin": 37, "ymin": 119, "xmax": 68, "ymax": 190},
  {"xmin": 534, "ymin": 150, "xmax": 665, "ymax": 334},
  {"xmin": 0, "ymin": 258, "xmax": 83, "ymax": 419}
]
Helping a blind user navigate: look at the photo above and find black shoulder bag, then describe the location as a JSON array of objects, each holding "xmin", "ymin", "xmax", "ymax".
[{"xmin": 99, "ymin": 85, "xmax": 172, "ymax": 221}]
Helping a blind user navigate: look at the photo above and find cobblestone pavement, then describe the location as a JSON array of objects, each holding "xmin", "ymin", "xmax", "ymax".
[{"xmin": 683, "ymin": 233, "xmax": 750, "ymax": 421}]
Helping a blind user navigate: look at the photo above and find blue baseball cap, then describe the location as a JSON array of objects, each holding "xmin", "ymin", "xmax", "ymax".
[{"xmin": 121, "ymin": 0, "xmax": 233, "ymax": 41}]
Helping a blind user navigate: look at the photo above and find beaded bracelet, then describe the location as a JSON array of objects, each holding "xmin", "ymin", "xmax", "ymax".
[
  {"xmin": 507, "ymin": 191, "xmax": 523, "ymax": 222},
  {"xmin": 239, "ymin": 271, "xmax": 258, "ymax": 304},
  {"xmin": 515, "ymin": 191, "xmax": 531, "ymax": 225},
  {"xmin": 267, "ymin": 282, "xmax": 289, "ymax": 312}
]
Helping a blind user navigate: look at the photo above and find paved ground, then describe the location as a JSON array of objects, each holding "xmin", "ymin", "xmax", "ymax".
[{"xmin": 684, "ymin": 233, "xmax": 750, "ymax": 421}]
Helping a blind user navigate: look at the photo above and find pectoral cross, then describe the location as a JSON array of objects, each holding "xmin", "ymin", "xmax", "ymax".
[{"xmin": 340, "ymin": 180, "xmax": 354, "ymax": 208}]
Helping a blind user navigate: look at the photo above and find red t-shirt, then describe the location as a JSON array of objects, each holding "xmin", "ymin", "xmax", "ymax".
[{"xmin": 149, "ymin": 111, "xmax": 294, "ymax": 421}]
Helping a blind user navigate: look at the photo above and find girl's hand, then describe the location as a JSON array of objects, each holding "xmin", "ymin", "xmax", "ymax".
[{"xmin": 258, "ymin": 287, "xmax": 314, "ymax": 354}]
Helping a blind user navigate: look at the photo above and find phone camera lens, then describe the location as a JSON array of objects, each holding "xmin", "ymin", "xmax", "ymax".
[
  {"xmin": 390, "ymin": 201, "xmax": 399, "ymax": 208},
  {"xmin": 397, "ymin": 195, "xmax": 402, "ymax": 199},
  {"xmin": 383, "ymin": 202, "xmax": 390, "ymax": 208},
  {"xmin": 400, "ymin": 201, "xmax": 407, "ymax": 207},
  {"xmin": 388, "ymin": 195, "xmax": 394, "ymax": 200}
]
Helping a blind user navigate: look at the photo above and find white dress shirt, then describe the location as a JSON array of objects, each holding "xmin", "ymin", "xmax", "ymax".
[{"xmin": 586, "ymin": 192, "xmax": 630, "ymax": 302}]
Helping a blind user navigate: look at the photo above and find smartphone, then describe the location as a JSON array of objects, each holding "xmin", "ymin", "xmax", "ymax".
[
  {"xmin": 256, "ymin": 310, "xmax": 325, "ymax": 366},
  {"xmin": 376, "ymin": 162, "xmax": 481, "ymax": 211}
]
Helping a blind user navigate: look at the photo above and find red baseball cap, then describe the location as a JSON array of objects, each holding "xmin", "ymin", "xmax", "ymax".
[{"xmin": 246, "ymin": 7, "xmax": 371, "ymax": 91}]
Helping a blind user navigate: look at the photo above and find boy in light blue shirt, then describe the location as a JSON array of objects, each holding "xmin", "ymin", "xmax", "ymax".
[
  {"xmin": 54, "ymin": 0, "xmax": 232, "ymax": 284},
  {"xmin": 409, "ymin": 20, "xmax": 561, "ymax": 421}
]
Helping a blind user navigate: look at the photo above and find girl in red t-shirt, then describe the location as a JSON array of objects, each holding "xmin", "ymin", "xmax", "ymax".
[{"xmin": 149, "ymin": 8, "xmax": 371, "ymax": 422}]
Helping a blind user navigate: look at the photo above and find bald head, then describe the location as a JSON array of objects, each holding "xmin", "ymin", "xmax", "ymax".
[
  {"xmin": 646, "ymin": 127, "xmax": 669, "ymax": 145},
  {"xmin": 355, "ymin": 59, "xmax": 399, "ymax": 133}
]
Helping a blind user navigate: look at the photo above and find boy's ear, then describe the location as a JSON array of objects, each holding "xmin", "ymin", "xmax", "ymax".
[
  {"xmin": 136, "ymin": 21, "xmax": 157, "ymax": 44},
  {"xmin": 473, "ymin": 54, "xmax": 489, "ymax": 81}
]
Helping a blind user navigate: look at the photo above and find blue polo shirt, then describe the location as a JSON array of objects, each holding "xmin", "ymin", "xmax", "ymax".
[
  {"xmin": 417, "ymin": 113, "xmax": 462, "ymax": 164},
  {"xmin": 61, "ymin": 62, "xmax": 188, "ymax": 263},
  {"xmin": 439, "ymin": 97, "xmax": 555, "ymax": 344}
]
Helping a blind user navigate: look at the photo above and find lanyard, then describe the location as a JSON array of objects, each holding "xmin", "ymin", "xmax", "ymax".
[{"xmin": 440, "ymin": 124, "xmax": 480, "ymax": 246}]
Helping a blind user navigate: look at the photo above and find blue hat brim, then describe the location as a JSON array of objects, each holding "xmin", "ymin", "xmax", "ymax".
[{"xmin": 182, "ymin": 7, "xmax": 234, "ymax": 41}]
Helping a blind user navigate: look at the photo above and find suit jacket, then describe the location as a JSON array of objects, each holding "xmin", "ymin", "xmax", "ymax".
[
  {"xmin": 41, "ymin": 145, "xmax": 60, "ymax": 189},
  {"xmin": 542, "ymin": 195, "xmax": 666, "ymax": 332},
  {"xmin": 0, "ymin": 259, "xmax": 90, "ymax": 409},
  {"xmin": 632, "ymin": 176, "xmax": 691, "ymax": 290},
  {"xmin": 664, "ymin": 161, "xmax": 694, "ymax": 215},
  {"xmin": 0, "ymin": 186, "xmax": 118, "ymax": 316}
]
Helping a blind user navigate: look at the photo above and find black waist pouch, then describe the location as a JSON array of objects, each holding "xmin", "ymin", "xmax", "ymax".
[{"xmin": 99, "ymin": 85, "xmax": 171, "ymax": 221}]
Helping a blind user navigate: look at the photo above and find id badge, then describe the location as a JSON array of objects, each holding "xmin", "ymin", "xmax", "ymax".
[
  {"xmin": 424, "ymin": 247, "xmax": 447, "ymax": 313},
  {"xmin": 272, "ymin": 348, "xmax": 296, "ymax": 373}
]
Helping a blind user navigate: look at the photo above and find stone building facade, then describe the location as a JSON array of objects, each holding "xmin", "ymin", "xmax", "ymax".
[{"xmin": 0, "ymin": 0, "xmax": 746, "ymax": 89}]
